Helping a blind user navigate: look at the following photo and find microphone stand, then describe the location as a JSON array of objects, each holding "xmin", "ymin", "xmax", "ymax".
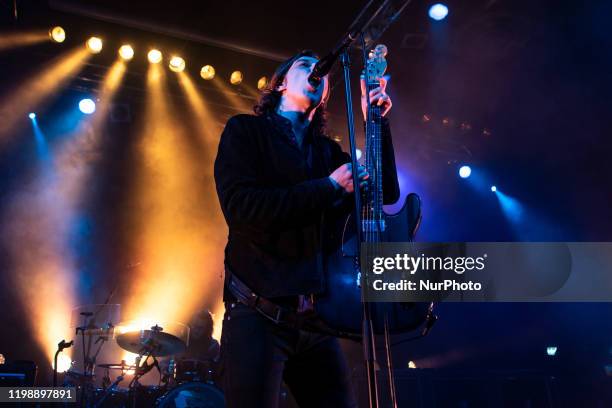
[
  {"xmin": 341, "ymin": 50, "xmax": 380, "ymax": 408},
  {"xmin": 318, "ymin": 1, "xmax": 414, "ymax": 407},
  {"xmin": 53, "ymin": 339, "xmax": 73, "ymax": 386}
]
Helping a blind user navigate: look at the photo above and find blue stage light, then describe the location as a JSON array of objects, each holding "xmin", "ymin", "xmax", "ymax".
[
  {"xmin": 429, "ymin": 3, "xmax": 449, "ymax": 21},
  {"xmin": 28, "ymin": 113, "xmax": 36, "ymax": 119},
  {"xmin": 459, "ymin": 165, "xmax": 471, "ymax": 179},
  {"xmin": 79, "ymin": 98, "xmax": 96, "ymax": 114},
  {"xmin": 546, "ymin": 346, "xmax": 558, "ymax": 356},
  {"xmin": 491, "ymin": 185, "xmax": 497, "ymax": 192}
]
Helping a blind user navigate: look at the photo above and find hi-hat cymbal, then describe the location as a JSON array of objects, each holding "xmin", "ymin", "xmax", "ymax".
[
  {"xmin": 97, "ymin": 362, "xmax": 136, "ymax": 371},
  {"xmin": 116, "ymin": 326, "xmax": 186, "ymax": 357}
]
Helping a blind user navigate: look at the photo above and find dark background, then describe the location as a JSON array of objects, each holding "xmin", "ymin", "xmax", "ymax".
[{"xmin": 0, "ymin": 0, "xmax": 611, "ymax": 405}]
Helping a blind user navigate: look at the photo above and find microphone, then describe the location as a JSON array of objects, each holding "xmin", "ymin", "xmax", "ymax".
[
  {"xmin": 308, "ymin": 52, "xmax": 339, "ymax": 87},
  {"xmin": 58, "ymin": 339, "xmax": 74, "ymax": 351},
  {"xmin": 307, "ymin": 0, "xmax": 387, "ymax": 86}
]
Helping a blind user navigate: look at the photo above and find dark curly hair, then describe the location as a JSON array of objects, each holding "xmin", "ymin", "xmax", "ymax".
[{"xmin": 254, "ymin": 50, "xmax": 329, "ymax": 136}]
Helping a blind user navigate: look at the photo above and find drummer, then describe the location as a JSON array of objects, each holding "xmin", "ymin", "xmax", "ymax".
[{"xmin": 183, "ymin": 309, "xmax": 219, "ymax": 362}]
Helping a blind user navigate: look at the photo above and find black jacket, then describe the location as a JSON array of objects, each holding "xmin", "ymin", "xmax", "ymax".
[{"xmin": 214, "ymin": 113, "xmax": 399, "ymax": 298}]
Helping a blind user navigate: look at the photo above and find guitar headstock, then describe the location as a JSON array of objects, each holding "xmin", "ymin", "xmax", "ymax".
[{"xmin": 365, "ymin": 44, "xmax": 388, "ymax": 85}]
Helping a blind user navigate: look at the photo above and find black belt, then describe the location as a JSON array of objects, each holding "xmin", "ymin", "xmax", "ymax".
[{"xmin": 226, "ymin": 272, "xmax": 315, "ymax": 326}]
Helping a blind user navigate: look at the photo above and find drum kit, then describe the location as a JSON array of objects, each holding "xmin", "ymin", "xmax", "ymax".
[{"xmin": 62, "ymin": 304, "xmax": 225, "ymax": 408}]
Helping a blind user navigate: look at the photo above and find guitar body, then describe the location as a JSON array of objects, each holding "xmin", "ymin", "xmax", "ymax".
[{"xmin": 314, "ymin": 193, "xmax": 430, "ymax": 338}]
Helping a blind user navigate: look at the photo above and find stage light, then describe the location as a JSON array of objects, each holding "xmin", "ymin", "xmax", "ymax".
[
  {"xmin": 200, "ymin": 65, "xmax": 215, "ymax": 80},
  {"xmin": 28, "ymin": 112, "xmax": 36, "ymax": 119},
  {"xmin": 257, "ymin": 76, "xmax": 268, "ymax": 90},
  {"xmin": 491, "ymin": 185, "xmax": 497, "ymax": 192},
  {"xmin": 169, "ymin": 56, "xmax": 186, "ymax": 73},
  {"xmin": 148, "ymin": 49, "xmax": 163, "ymax": 64},
  {"xmin": 0, "ymin": 47, "xmax": 91, "ymax": 144},
  {"xmin": 546, "ymin": 346, "xmax": 558, "ymax": 356},
  {"xmin": 429, "ymin": 3, "xmax": 449, "ymax": 21},
  {"xmin": 408, "ymin": 360, "xmax": 417, "ymax": 369},
  {"xmin": 49, "ymin": 26, "xmax": 65, "ymax": 43},
  {"xmin": 54, "ymin": 354, "xmax": 73, "ymax": 373},
  {"xmin": 79, "ymin": 98, "xmax": 96, "ymax": 114},
  {"xmin": 86, "ymin": 37, "xmax": 103, "ymax": 54},
  {"xmin": 211, "ymin": 72, "xmax": 251, "ymax": 111},
  {"xmin": 459, "ymin": 165, "xmax": 471, "ymax": 179},
  {"xmin": 118, "ymin": 44, "xmax": 134, "ymax": 61},
  {"xmin": 230, "ymin": 70, "xmax": 243, "ymax": 85}
]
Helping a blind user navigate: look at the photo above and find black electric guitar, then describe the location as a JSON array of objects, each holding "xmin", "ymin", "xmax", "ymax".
[{"xmin": 314, "ymin": 45, "xmax": 430, "ymax": 338}]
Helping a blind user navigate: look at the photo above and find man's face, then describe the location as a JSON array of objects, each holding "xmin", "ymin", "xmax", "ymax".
[
  {"xmin": 279, "ymin": 56, "xmax": 329, "ymax": 110},
  {"xmin": 190, "ymin": 313, "xmax": 210, "ymax": 339}
]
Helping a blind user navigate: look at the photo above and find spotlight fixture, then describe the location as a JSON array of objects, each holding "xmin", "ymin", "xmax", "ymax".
[
  {"xmin": 86, "ymin": 37, "xmax": 103, "ymax": 54},
  {"xmin": 148, "ymin": 49, "xmax": 163, "ymax": 64},
  {"xmin": 491, "ymin": 185, "xmax": 497, "ymax": 192},
  {"xmin": 79, "ymin": 98, "xmax": 96, "ymax": 114},
  {"xmin": 429, "ymin": 3, "xmax": 449, "ymax": 21},
  {"xmin": 28, "ymin": 113, "xmax": 36, "ymax": 119},
  {"xmin": 230, "ymin": 70, "xmax": 243, "ymax": 85},
  {"xmin": 118, "ymin": 45, "xmax": 134, "ymax": 61},
  {"xmin": 169, "ymin": 56, "xmax": 186, "ymax": 72},
  {"xmin": 49, "ymin": 26, "xmax": 66, "ymax": 43},
  {"xmin": 257, "ymin": 76, "xmax": 268, "ymax": 90},
  {"xmin": 546, "ymin": 346, "xmax": 558, "ymax": 356},
  {"xmin": 200, "ymin": 65, "xmax": 215, "ymax": 80},
  {"xmin": 459, "ymin": 165, "xmax": 471, "ymax": 179}
]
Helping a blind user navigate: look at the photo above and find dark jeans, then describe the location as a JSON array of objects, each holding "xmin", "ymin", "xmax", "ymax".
[{"xmin": 219, "ymin": 302, "xmax": 358, "ymax": 408}]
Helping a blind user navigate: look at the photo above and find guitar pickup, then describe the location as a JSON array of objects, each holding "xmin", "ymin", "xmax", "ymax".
[{"xmin": 361, "ymin": 219, "xmax": 386, "ymax": 232}]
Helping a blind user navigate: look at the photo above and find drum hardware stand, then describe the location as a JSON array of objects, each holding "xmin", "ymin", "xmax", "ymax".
[
  {"xmin": 101, "ymin": 368, "xmax": 111, "ymax": 389},
  {"xmin": 93, "ymin": 374, "xmax": 124, "ymax": 408},
  {"xmin": 73, "ymin": 300, "xmax": 117, "ymax": 407},
  {"xmin": 53, "ymin": 339, "xmax": 73, "ymax": 386},
  {"xmin": 128, "ymin": 349, "xmax": 161, "ymax": 408},
  {"xmin": 128, "ymin": 327, "xmax": 165, "ymax": 387},
  {"xmin": 75, "ymin": 317, "xmax": 114, "ymax": 376},
  {"xmin": 161, "ymin": 358, "xmax": 176, "ymax": 386},
  {"xmin": 91, "ymin": 323, "xmax": 114, "ymax": 363},
  {"xmin": 76, "ymin": 311, "xmax": 93, "ymax": 375}
]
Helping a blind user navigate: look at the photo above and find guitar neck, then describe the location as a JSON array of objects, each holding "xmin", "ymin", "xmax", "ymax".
[{"xmin": 362, "ymin": 80, "xmax": 385, "ymax": 240}]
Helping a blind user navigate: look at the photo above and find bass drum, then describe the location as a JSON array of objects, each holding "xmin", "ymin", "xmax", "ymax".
[{"xmin": 156, "ymin": 382, "xmax": 225, "ymax": 408}]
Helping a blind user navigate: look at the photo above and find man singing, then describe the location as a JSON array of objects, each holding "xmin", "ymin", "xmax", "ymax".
[{"xmin": 214, "ymin": 50, "xmax": 398, "ymax": 407}]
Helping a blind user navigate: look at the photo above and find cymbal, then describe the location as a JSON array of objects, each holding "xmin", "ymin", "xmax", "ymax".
[
  {"xmin": 116, "ymin": 327, "xmax": 186, "ymax": 357},
  {"xmin": 98, "ymin": 362, "xmax": 136, "ymax": 371}
]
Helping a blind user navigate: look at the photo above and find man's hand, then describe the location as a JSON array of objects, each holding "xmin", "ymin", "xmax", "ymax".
[
  {"xmin": 329, "ymin": 163, "xmax": 369, "ymax": 193},
  {"xmin": 361, "ymin": 76, "xmax": 392, "ymax": 120}
]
